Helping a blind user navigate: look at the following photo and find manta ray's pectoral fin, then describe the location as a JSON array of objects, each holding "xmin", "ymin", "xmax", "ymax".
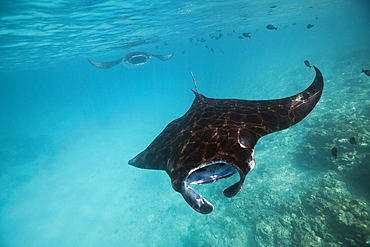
[
  {"xmin": 223, "ymin": 182, "xmax": 240, "ymax": 197},
  {"xmin": 181, "ymin": 184, "xmax": 213, "ymax": 214},
  {"xmin": 88, "ymin": 57, "xmax": 124, "ymax": 69},
  {"xmin": 254, "ymin": 66, "xmax": 324, "ymax": 135},
  {"xmin": 223, "ymin": 175, "xmax": 245, "ymax": 198},
  {"xmin": 151, "ymin": 53, "xmax": 174, "ymax": 61},
  {"xmin": 223, "ymin": 161, "xmax": 249, "ymax": 198}
]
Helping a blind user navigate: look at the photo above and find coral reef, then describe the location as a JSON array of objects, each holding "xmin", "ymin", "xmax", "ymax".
[
  {"xmin": 225, "ymin": 66, "xmax": 370, "ymax": 246},
  {"xmin": 305, "ymin": 174, "xmax": 370, "ymax": 246},
  {"xmin": 227, "ymin": 171, "xmax": 370, "ymax": 246}
]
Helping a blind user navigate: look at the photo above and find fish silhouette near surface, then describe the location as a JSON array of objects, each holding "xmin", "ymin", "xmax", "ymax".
[
  {"xmin": 361, "ymin": 69, "xmax": 370, "ymax": 76},
  {"xmin": 88, "ymin": 52, "xmax": 174, "ymax": 69},
  {"xmin": 304, "ymin": 60, "xmax": 312, "ymax": 68},
  {"xmin": 266, "ymin": 24, "xmax": 278, "ymax": 30},
  {"xmin": 349, "ymin": 137, "xmax": 356, "ymax": 145},
  {"xmin": 307, "ymin": 24, "xmax": 314, "ymax": 29},
  {"xmin": 331, "ymin": 147, "xmax": 338, "ymax": 158},
  {"xmin": 129, "ymin": 67, "xmax": 324, "ymax": 214},
  {"xmin": 242, "ymin": 32, "xmax": 251, "ymax": 38}
]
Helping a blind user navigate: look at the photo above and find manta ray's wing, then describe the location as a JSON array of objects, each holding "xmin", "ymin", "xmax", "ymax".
[
  {"xmin": 150, "ymin": 53, "xmax": 174, "ymax": 61},
  {"xmin": 243, "ymin": 66, "xmax": 323, "ymax": 136},
  {"xmin": 128, "ymin": 117, "xmax": 181, "ymax": 171},
  {"xmin": 88, "ymin": 57, "xmax": 124, "ymax": 69},
  {"xmin": 129, "ymin": 66, "xmax": 323, "ymax": 214}
]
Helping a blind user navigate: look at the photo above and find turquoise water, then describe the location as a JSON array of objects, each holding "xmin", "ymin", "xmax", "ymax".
[{"xmin": 1, "ymin": 0, "xmax": 370, "ymax": 246}]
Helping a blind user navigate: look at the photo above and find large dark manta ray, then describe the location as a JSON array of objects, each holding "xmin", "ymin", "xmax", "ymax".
[{"xmin": 129, "ymin": 67, "xmax": 324, "ymax": 214}]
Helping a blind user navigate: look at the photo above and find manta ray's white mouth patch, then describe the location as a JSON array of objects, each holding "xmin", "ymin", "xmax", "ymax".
[
  {"xmin": 186, "ymin": 161, "xmax": 236, "ymax": 185},
  {"xmin": 128, "ymin": 54, "xmax": 149, "ymax": 65}
]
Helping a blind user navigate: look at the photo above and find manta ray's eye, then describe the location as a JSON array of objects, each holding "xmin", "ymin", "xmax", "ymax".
[{"xmin": 186, "ymin": 162, "xmax": 236, "ymax": 185}]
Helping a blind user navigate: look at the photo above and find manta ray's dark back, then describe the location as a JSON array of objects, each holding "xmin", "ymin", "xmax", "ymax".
[{"xmin": 129, "ymin": 66, "xmax": 323, "ymax": 214}]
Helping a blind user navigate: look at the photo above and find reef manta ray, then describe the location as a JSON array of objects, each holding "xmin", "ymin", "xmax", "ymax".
[
  {"xmin": 88, "ymin": 52, "xmax": 174, "ymax": 69},
  {"xmin": 129, "ymin": 67, "xmax": 324, "ymax": 214}
]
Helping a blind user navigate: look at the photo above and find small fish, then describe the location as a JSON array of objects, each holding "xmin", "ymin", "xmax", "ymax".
[
  {"xmin": 221, "ymin": 50, "xmax": 224, "ymax": 54},
  {"xmin": 205, "ymin": 45, "xmax": 209, "ymax": 49},
  {"xmin": 266, "ymin": 24, "xmax": 277, "ymax": 30},
  {"xmin": 361, "ymin": 69, "xmax": 370, "ymax": 76},
  {"xmin": 238, "ymin": 36, "xmax": 244, "ymax": 39},
  {"xmin": 304, "ymin": 60, "xmax": 312, "ymax": 68},
  {"xmin": 349, "ymin": 137, "xmax": 356, "ymax": 145},
  {"xmin": 200, "ymin": 38, "xmax": 206, "ymax": 42},
  {"xmin": 292, "ymin": 23, "xmax": 297, "ymax": 25},
  {"xmin": 331, "ymin": 147, "xmax": 338, "ymax": 159},
  {"xmin": 182, "ymin": 50, "xmax": 186, "ymax": 54},
  {"xmin": 211, "ymin": 48, "xmax": 214, "ymax": 53},
  {"xmin": 307, "ymin": 24, "xmax": 314, "ymax": 29},
  {"xmin": 219, "ymin": 33, "xmax": 223, "ymax": 38},
  {"xmin": 242, "ymin": 32, "xmax": 251, "ymax": 38}
]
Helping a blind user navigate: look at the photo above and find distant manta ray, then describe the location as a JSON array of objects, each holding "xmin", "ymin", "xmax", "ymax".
[
  {"xmin": 129, "ymin": 67, "xmax": 324, "ymax": 214},
  {"xmin": 88, "ymin": 52, "xmax": 174, "ymax": 69}
]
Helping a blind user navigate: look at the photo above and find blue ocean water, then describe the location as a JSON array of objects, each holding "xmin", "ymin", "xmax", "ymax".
[{"xmin": 1, "ymin": 0, "xmax": 370, "ymax": 246}]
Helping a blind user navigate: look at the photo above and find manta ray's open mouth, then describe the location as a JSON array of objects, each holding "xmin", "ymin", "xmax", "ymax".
[
  {"xmin": 186, "ymin": 161, "xmax": 237, "ymax": 185},
  {"xmin": 182, "ymin": 161, "xmax": 239, "ymax": 214},
  {"xmin": 129, "ymin": 55, "xmax": 149, "ymax": 65}
]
